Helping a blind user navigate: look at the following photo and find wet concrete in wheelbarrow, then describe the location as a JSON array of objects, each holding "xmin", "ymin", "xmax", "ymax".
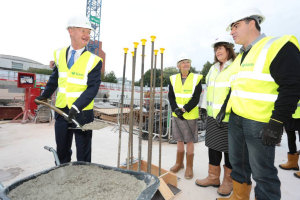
[{"xmin": 7, "ymin": 165, "xmax": 146, "ymax": 200}]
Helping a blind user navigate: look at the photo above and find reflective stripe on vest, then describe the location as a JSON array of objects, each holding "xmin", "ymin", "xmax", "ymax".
[
  {"xmin": 54, "ymin": 48, "xmax": 61, "ymax": 65},
  {"xmin": 207, "ymin": 101, "xmax": 222, "ymax": 109},
  {"xmin": 292, "ymin": 101, "xmax": 300, "ymax": 119},
  {"xmin": 54, "ymin": 47, "xmax": 101, "ymax": 110},
  {"xmin": 59, "ymin": 72, "xmax": 68, "ymax": 78},
  {"xmin": 170, "ymin": 73, "xmax": 203, "ymax": 120},
  {"xmin": 206, "ymin": 61, "xmax": 235, "ymax": 122},
  {"xmin": 230, "ymin": 35, "xmax": 300, "ymax": 122}
]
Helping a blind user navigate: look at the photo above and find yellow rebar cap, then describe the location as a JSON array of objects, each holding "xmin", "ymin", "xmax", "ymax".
[
  {"xmin": 150, "ymin": 35, "xmax": 156, "ymax": 42},
  {"xmin": 131, "ymin": 51, "xmax": 134, "ymax": 56},
  {"xmin": 154, "ymin": 50, "xmax": 158, "ymax": 55},
  {"xmin": 160, "ymin": 48, "xmax": 165, "ymax": 54},
  {"xmin": 124, "ymin": 48, "xmax": 129, "ymax": 53},
  {"xmin": 141, "ymin": 39, "xmax": 147, "ymax": 45},
  {"xmin": 133, "ymin": 42, "xmax": 139, "ymax": 48}
]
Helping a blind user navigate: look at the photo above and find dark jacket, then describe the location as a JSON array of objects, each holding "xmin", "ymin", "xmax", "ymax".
[{"xmin": 42, "ymin": 46, "xmax": 102, "ymax": 112}]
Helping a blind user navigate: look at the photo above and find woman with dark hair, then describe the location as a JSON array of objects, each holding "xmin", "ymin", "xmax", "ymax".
[{"xmin": 195, "ymin": 34, "xmax": 236, "ymax": 196}]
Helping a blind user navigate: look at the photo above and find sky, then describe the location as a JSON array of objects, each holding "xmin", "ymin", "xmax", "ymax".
[{"xmin": 0, "ymin": 0, "xmax": 300, "ymax": 80}]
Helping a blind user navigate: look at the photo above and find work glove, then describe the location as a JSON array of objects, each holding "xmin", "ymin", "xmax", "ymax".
[
  {"xmin": 68, "ymin": 107, "xmax": 78, "ymax": 123},
  {"xmin": 200, "ymin": 108, "xmax": 207, "ymax": 122},
  {"xmin": 215, "ymin": 107, "xmax": 225, "ymax": 128},
  {"xmin": 261, "ymin": 119, "xmax": 283, "ymax": 146},
  {"xmin": 35, "ymin": 96, "xmax": 48, "ymax": 104},
  {"xmin": 200, "ymin": 108, "xmax": 207, "ymax": 115},
  {"xmin": 174, "ymin": 108, "xmax": 185, "ymax": 120},
  {"xmin": 215, "ymin": 88, "xmax": 231, "ymax": 128}
]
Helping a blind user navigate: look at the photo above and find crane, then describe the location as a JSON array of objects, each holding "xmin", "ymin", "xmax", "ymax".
[{"xmin": 86, "ymin": 0, "xmax": 102, "ymax": 55}]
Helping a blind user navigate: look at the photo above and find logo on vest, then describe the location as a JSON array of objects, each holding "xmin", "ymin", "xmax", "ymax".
[
  {"xmin": 71, "ymin": 72, "xmax": 84, "ymax": 77},
  {"xmin": 241, "ymin": 63, "xmax": 254, "ymax": 68}
]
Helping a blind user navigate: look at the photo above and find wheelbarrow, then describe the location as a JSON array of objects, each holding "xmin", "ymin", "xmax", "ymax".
[{"xmin": 0, "ymin": 147, "xmax": 160, "ymax": 200}]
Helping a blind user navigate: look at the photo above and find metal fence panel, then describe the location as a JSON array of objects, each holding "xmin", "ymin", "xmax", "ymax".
[{"xmin": 94, "ymin": 97, "xmax": 172, "ymax": 139}]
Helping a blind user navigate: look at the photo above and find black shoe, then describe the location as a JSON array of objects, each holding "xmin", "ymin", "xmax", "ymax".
[{"xmin": 168, "ymin": 138, "xmax": 177, "ymax": 144}]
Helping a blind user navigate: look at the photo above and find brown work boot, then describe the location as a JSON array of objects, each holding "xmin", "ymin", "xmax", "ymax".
[
  {"xmin": 217, "ymin": 165, "xmax": 233, "ymax": 196},
  {"xmin": 216, "ymin": 180, "xmax": 251, "ymax": 200},
  {"xmin": 294, "ymin": 171, "xmax": 300, "ymax": 178},
  {"xmin": 170, "ymin": 151, "xmax": 184, "ymax": 173},
  {"xmin": 184, "ymin": 153, "xmax": 194, "ymax": 179},
  {"xmin": 195, "ymin": 164, "xmax": 220, "ymax": 187},
  {"xmin": 279, "ymin": 153, "xmax": 299, "ymax": 170}
]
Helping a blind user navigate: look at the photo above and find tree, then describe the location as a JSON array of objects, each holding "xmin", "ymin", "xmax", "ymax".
[
  {"xmin": 101, "ymin": 72, "xmax": 105, "ymax": 81},
  {"xmin": 143, "ymin": 68, "xmax": 162, "ymax": 87},
  {"xmin": 163, "ymin": 67, "xmax": 178, "ymax": 86},
  {"xmin": 134, "ymin": 81, "xmax": 140, "ymax": 86},
  {"xmin": 27, "ymin": 67, "xmax": 53, "ymax": 75},
  {"xmin": 102, "ymin": 71, "xmax": 118, "ymax": 83},
  {"xmin": 137, "ymin": 65, "xmax": 200, "ymax": 87},
  {"xmin": 200, "ymin": 61, "xmax": 213, "ymax": 84},
  {"xmin": 190, "ymin": 66, "xmax": 197, "ymax": 73},
  {"xmin": 137, "ymin": 67, "xmax": 172, "ymax": 87}
]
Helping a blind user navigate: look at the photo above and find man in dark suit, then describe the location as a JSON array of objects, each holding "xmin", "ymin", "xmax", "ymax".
[{"xmin": 36, "ymin": 15, "xmax": 102, "ymax": 164}]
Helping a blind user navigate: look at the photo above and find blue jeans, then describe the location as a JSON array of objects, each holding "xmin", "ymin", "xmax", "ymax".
[{"xmin": 228, "ymin": 112, "xmax": 280, "ymax": 200}]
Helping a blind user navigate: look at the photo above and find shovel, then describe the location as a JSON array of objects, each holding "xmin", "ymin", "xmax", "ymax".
[{"xmin": 34, "ymin": 99, "xmax": 108, "ymax": 130}]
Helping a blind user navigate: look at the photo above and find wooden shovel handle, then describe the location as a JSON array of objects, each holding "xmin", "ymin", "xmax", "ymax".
[{"xmin": 34, "ymin": 99, "xmax": 68, "ymax": 118}]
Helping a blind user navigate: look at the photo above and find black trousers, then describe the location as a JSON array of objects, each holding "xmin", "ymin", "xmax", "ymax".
[
  {"xmin": 286, "ymin": 130, "xmax": 298, "ymax": 153},
  {"xmin": 209, "ymin": 148, "xmax": 232, "ymax": 169},
  {"xmin": 54, "ymin": 107, "xmax": 93, "ymax": 164}
]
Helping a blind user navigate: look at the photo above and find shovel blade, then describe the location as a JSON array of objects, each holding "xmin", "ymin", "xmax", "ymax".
[{"xmin": 69, "ymin": 120, "xmax": 109, "ymax": 131}]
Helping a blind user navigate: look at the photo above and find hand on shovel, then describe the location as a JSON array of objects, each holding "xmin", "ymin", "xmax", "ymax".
[{"xmin": 68, "ymin": 107, "xmax": 78, "ymax": 123}]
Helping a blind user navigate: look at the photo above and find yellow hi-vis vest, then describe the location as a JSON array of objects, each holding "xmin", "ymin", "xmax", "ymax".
[
  {"xmin": 292, "ymin": 101, "xmax": 300, "ymax": 119},
  {"xmin": 206, "ymin": 60, "xmax": 235, "ymax": 122},
  {"xmin": 170, "ymin": 73, "xmax": 203, "ymax": 120},
  {"xmin": 230, "ymin": 35, "xmax": 300, "ymax": 122},
  {"xmin": 54, "ymin": 47, "xmax": 102, "ymax": 110}
]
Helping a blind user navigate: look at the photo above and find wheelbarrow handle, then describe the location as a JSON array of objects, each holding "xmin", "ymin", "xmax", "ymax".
[
  {"xmin": 44, "ymin": 146, "xmax": 61, "ymax": 166},
  {"xmin": 34, "ymin": 99, "xmax": 82, "ymax": 128}
]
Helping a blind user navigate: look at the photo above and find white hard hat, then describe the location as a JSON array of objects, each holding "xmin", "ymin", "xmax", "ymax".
[
  {"xmin": 177, "ymin": 54, "xmax": 191, "ymax": 65},
  {"xmin": 226, "ymin": 8, "xmax": 265, "ymax": 31},
  {"xmin": 211, "ymin": 34, "xmax": 234, "ymax": 47},
  {"xmin": 67, "ymin": 15, "xmax": 94, "ymax": 31}
]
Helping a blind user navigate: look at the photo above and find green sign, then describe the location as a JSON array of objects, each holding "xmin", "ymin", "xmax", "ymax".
[{"xmin": 90, "ymin": 16, "xmax": 100, "ymax": 24}]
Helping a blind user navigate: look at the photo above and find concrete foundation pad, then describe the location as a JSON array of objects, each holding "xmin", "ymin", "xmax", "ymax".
[{"xmin": 0, "ymin": 122, "xmax": 299, "ymax": 200}]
